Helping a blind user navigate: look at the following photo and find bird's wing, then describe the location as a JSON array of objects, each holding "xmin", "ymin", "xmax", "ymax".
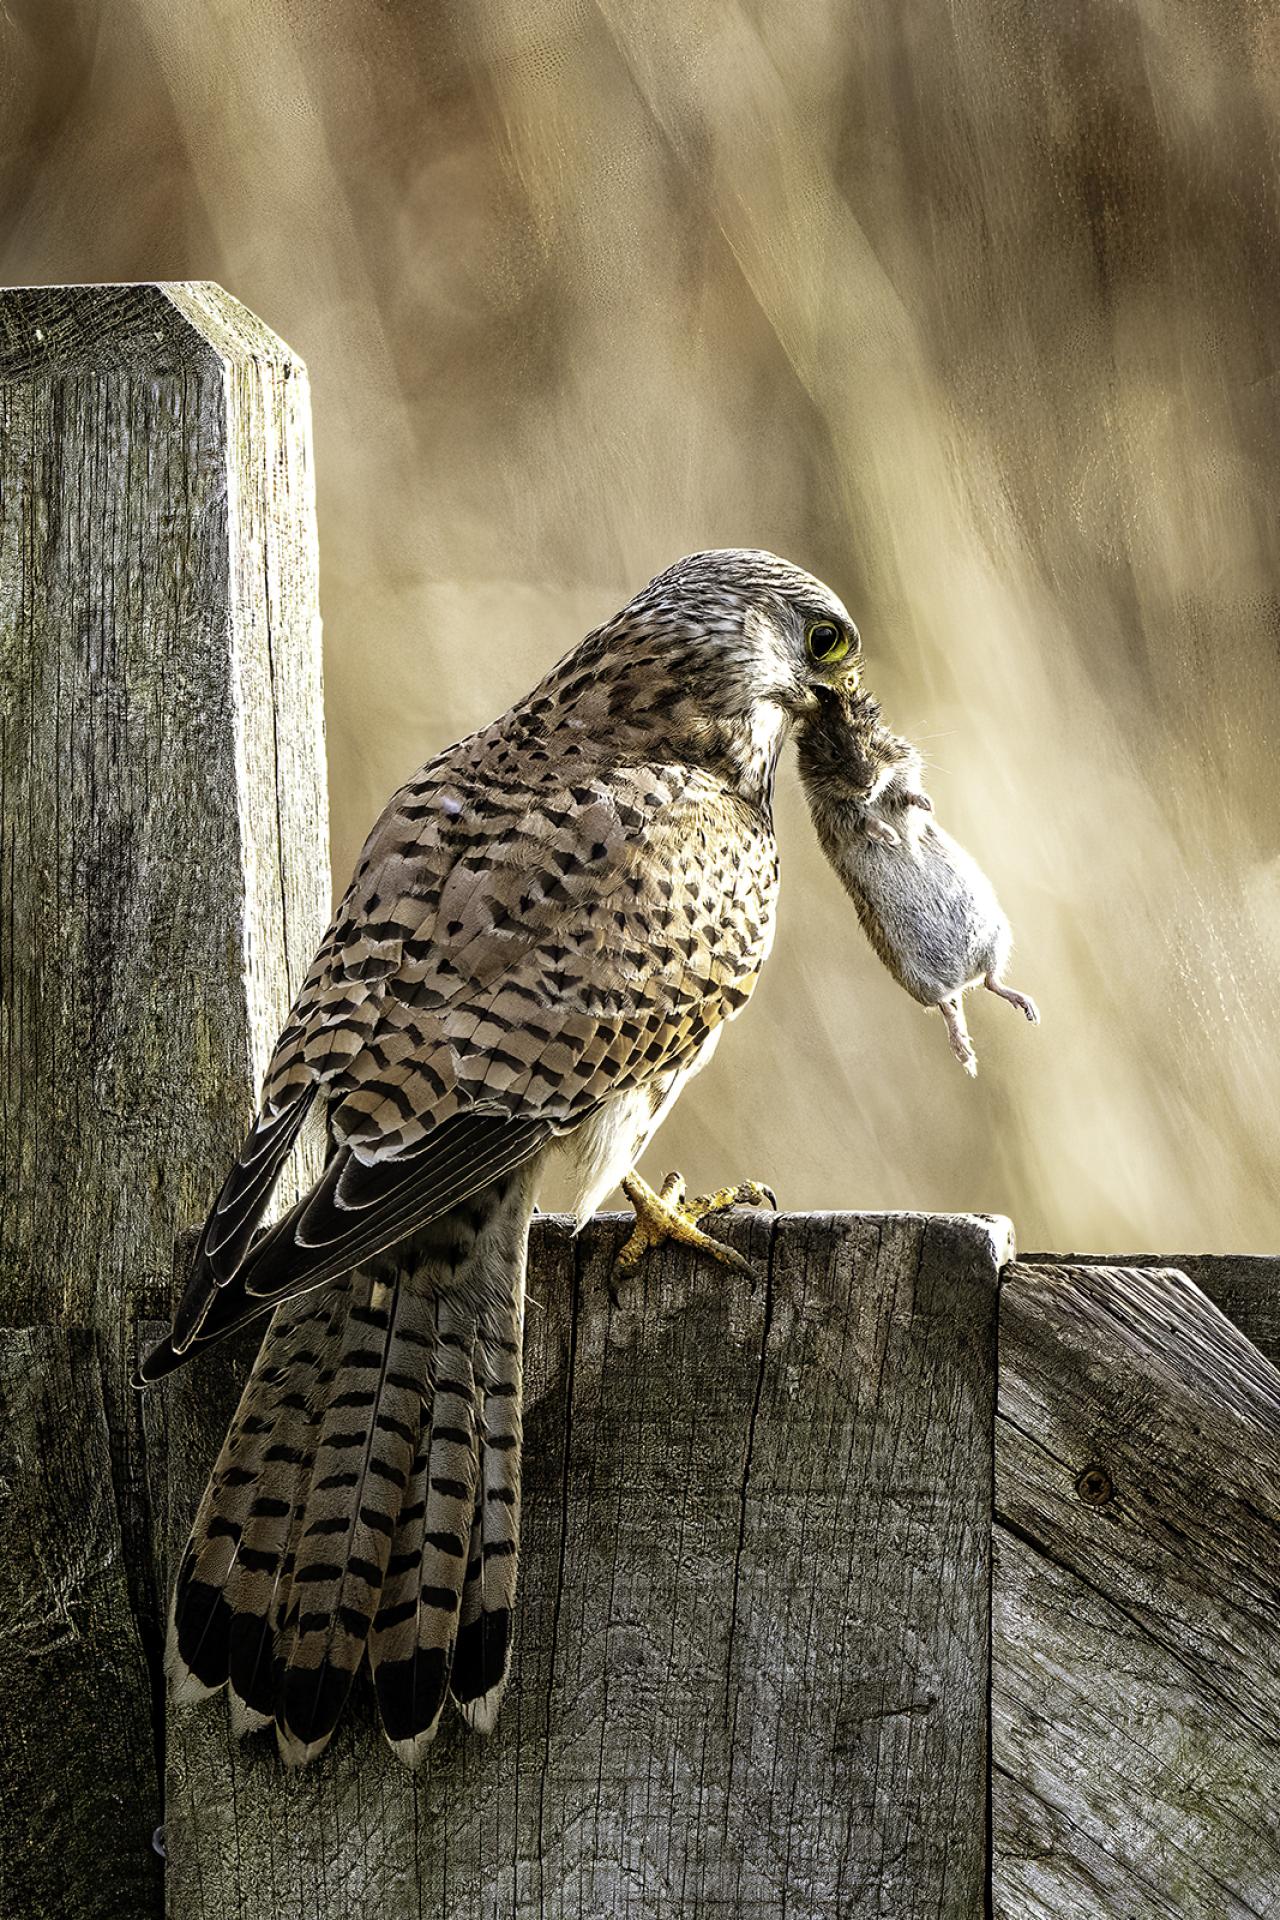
[
  {"xmin": 140, "ymin": 1110, "xmax": 552, "ymax": 1378},
  {"xmin": 144, "ymin": 739, "xmax": 776, "ymax": 1379}
]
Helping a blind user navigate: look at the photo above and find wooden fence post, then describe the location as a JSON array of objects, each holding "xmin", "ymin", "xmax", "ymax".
[
  {"xmin": 158, "ymin": 1208, "xmax": 1006, "ymax": 1920},
  {"xmin": 993, "ymin": 1258, "xmax": 1280, "ymax": 1919},
  {"xmin": 0, "ymin": 283, "xmax": 329, "ymax": 1919}
]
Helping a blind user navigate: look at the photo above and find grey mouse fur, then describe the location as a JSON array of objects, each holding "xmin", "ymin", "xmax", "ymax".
[{"xmin": 796, "ymin": 685, "xmax": 1039, "ymax": 1074}]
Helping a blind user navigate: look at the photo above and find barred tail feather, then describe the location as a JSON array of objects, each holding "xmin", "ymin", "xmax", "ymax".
[
  {"xmin": 230, "ymin": 1282, "xmax": 363, "ymax": 1731},
  {"xmin": 166, "ymin": 1170, "xmax": 536, "ymax": 1766},
  {"xmin": 369, "ymin": 1291, "xmax": 479, "ymax": 1763},
  {"xmin": 167, "ymin": 1281, "xmax": 352, "ymax": 1709},
  {"xmin": 452, "ymin": 1290, "xmax": 523, "ymax": 1732},
  {"xmin": 272, "ymin": 1267, "xmax": 434, "ymax": 1765}
]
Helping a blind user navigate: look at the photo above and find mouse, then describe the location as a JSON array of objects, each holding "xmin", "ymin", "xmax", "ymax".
[{"xmin": 796, "ymin": 684, "xmax": 1039, "ymax": 1074}]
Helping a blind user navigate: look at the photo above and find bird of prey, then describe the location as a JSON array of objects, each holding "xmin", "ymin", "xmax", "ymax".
[{"xmin": 139, "ymin": 548, "xmax": 863, "ymax": 1766}]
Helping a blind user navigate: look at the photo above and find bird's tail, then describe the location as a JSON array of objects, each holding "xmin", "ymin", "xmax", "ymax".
[{"xmin": 167, "ymin": 1189, "xmax": 530, "ymax": 1767}]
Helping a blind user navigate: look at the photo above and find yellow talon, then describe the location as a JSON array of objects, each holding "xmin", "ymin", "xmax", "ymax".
[{"xmin": 614, "ymin": 1170, "xmax": 776, "ymax": 1278}]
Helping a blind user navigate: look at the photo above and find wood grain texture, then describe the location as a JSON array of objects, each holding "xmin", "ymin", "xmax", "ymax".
[
  {"xmin": 993, "ymin": 1261, "xmax": 1280, "ymax": 1920},
  {"xmin": 1025, "ymin": 1250, "xmax": 1280, "ymax": 1373},
  {"xmin": 0, "ymin": 283, "xmax": 328, "ymax": 1917},
  {"xmin": 0, "ymin": 279, "xmax": 328, "ymax": 1338},
  {"xmin": 158, "ymin": 1208, "xmax": 1006, "ymax": 1920},
  {"xmin": 0, "ymin": 1328, "xmax": 161, "ymax": 1920}
]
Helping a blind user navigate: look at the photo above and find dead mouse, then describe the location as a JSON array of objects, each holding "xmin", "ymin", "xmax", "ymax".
[{"xmin": 796, "ymin": 685, "xmax": 1039, "ymax": 1074}]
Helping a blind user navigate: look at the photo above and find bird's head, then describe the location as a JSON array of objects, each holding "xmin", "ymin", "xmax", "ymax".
[
  {"xmin": 542, "ymin": 549, "xmax": 864, "ymax": 807},
  {"xmin": 620, "ymin": 548, "xmax": 862, "ymax": 716}
]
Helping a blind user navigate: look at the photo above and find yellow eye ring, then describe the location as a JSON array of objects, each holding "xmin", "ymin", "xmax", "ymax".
[{"xmin": 806, "ymin": 619, "xmax": 851, "ymax": 666}]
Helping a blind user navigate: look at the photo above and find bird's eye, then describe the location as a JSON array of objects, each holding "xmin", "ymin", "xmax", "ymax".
[{"xmin": 806, "ymin": 620, "xmax": 850, "ymax": 666}]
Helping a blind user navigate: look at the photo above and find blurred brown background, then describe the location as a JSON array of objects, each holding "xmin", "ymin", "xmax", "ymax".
[{"xmin": 2, "ymin": 1, "xmax": 1277, "ymax": 1251}]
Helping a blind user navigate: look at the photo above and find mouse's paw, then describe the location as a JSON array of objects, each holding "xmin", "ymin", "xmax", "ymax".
[
  {"xmin": 985, "ymin": 976, "xmax": 1040, "ymax": 1024},
  {"xmin": 939, "ymin": 995, "xmax": 979, "ymax": 1075},
  {"xmin": 863, "ymin": 816, "xmax": 900, "ymax": 847}
]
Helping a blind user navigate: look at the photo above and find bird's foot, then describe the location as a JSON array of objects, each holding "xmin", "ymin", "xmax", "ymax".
[{"xmin": 615, "ymin": 1170, "xmax": 776, "ymax": 1278}]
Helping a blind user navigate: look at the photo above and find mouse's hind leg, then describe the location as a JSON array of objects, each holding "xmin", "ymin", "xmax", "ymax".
[
  {"xmin": 984, "ymin": 972, "xmax": 1040, "ymax": 1024},
  {"xmin": 939, "ymin": 995, "xmax": 978, "ymax": 1076}
]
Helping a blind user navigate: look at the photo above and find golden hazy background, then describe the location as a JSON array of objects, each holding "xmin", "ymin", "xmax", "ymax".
[{"xmin": 2, "ymin": 2, "xmax": 1277, "ymax": 1252}]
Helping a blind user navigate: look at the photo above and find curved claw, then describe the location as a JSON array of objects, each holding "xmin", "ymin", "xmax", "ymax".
[
  {"xmin": 690, "ymin": 1178, "xmax": 778, "ymax": 1217},
  {"xmin": 614, "ymin": 1170, "xmax": 775, "ymax": 1279}
]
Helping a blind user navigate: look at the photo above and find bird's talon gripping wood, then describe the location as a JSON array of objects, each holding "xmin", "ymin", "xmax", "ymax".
[
  {"xmin": 687, "ymin": 1177, "xmax": 778, "ymax": 1215},
  {"xmin": 615, "ymin": 1170, "xmax": 767, "ymax": 1278},
  {"xmin": 141, "ymin": 548, "xmax": 867, "ymax": 1764}
]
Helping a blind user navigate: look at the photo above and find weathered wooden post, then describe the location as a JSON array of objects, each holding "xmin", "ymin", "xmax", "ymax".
[
  {"xmin": 0, "ymin": 283, "xmax": 329, "ymax": 1919},
  {"xmin": 993, "ymin": 1255, "xmax": 1280, "ymax": 1919},
  {"xmin": 159, "ymin": 1208, "xmax": 1005, "ymax": 1919}
]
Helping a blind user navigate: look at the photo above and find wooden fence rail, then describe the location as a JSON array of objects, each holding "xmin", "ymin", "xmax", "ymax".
[{"xmin": 1, "ymin": 285, "xmax": 1276, "ymax": 1920}]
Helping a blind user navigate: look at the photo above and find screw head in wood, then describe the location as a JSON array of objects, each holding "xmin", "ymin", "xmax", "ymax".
[{"xmin": 1075, "ymin": 1464, "xmax": 1113, "ymax": 1506}]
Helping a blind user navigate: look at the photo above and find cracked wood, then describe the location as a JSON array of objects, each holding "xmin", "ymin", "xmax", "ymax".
[
  {"xmin": 993, "ymin": 1261, "xmax": 1280, "ymax": 1919},
  {"xmin": 159, "ymin": 1208, "xmax": 1005, "ymax": 1919},
  {"xmin": 0, "ymin": 1328, "xmax": 161, "ymax": 1920},
  {"xmin": 0, "ymin": 282, "xmax": 329, "ymax": 1919}
]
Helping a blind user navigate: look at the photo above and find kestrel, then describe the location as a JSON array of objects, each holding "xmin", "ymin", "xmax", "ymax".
[{"xmin": 140, "ymin": 548, "xmax": 863, "ymax": 1766}]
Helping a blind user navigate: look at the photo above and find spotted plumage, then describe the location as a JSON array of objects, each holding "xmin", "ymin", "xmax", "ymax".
[{"xmin": 140, "ymin": 548, "xmax": 863, "ymax": 1765}]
